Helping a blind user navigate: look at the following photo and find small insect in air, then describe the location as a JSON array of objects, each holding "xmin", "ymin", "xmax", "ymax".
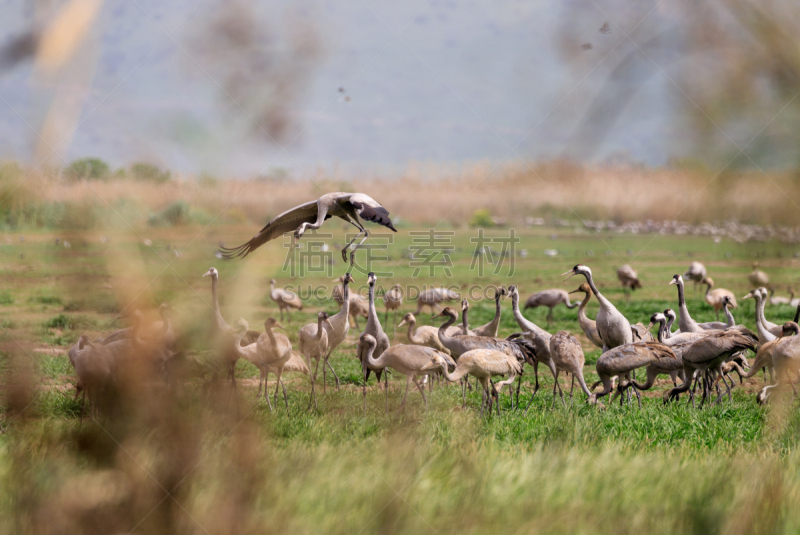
[{"xmin": 599, "ymin": 22, "xmax": 610, "ymax": 34}]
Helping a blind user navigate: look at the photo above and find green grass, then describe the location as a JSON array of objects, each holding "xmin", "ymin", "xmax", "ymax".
[{"xmin": 3, "ymin": 226, "xmax": 800, "ymax": 533}]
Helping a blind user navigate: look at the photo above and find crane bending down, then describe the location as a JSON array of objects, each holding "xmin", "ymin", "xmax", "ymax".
[
  {"xmin": 422, "ymin": 349, "xmax": 522, "ymax": 417},
  {"xmin": 219, "ymin": 192, "xmax": 397, "ymax": 267}
]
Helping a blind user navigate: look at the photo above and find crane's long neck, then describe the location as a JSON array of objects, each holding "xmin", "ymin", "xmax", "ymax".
[
  {"xmin": 794, "ymin": 304, "xmax": 800, "ymax": 324},
  {"xmin": 264, "ymin": 327, "xmax": 277, "ymax": 350},
  {"xmin": 583, "ymin": 272, "xmax": 611, "ymax": 310},
  {"xmin": 705, "ymin": 282, "xmax": 711, "ymax": 296},
  {"xmin": 577, "ymin": 292, "xmax": 591, "ymax": 322},
  {"xmin": 330, "ymin": 278, "xmax": 350, "ymax": 329},
  {"xmin": 655, "ymin": 319, "xmax": 666, "ymax": 344},
  {"xmin": 440, "ymin": 363, "xmax": 469, "ymax": 383},
  {"xmin": 676, "ymin": 280, "xmax": 696, "ymax": 330},
  {"xmin": 366, "ymin": 281, "xmax": 381, "ymax": 332},
  {"xmin": 364, "ymin": 343, "xmax": 386, "ymax": 370},
  {"xmin": 232, "ymin": 330, "xmax": 247, "ymax": 358},
  {"xmin": 270, "ymin": 280, "xmax": 279, "ymax": 300},
  {"xmin": 405, "ymin": 319, "xmax": 420, "ymax": 344},
  {"xmin": 753, "ymin": 294, "xmax": 772, "ymax": 341},
  {"xmin": 437, "ymin": 314, "xmax": 458, "ymax": 346},
  {"xmin": 510, "ymin": 291, "xmax": 545, "ymax": 335},
  {"xmin": 723, "ymin": 304, "xmax": 735, "ymax": 328},
  {"xmin": 315, "ymin": 318, "xmax": 325, "ymax": 342},
  {"xmin": 211, "ymin": 275, "xmax": 220, "ymax": 316},
  {"xmin": 665, "ymin": 315, "xmax": 675, "ymax": 336},
  {"xmin": 758, "ymin": 293, "xmax": 772, "ymax": 329},
  {"xmin": 461, "ymin": 307, "xmax": 469, "ymax": 332},
  {"xmin": 485, "ymin": 294, "xmax": 502, "ymax": 330}
]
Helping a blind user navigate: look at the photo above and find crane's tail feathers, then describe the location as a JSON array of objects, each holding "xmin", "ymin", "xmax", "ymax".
[{"xmin": 218, "ymin": 242, "xmax": 252, "ymax": 260}]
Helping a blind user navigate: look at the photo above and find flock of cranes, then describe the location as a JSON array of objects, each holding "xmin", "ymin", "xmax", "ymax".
[{"xmin": 62, "ymin": 192, "xmax": 800, "ymax": 419}]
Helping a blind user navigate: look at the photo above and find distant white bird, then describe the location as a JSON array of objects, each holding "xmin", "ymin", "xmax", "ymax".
[{"xmin": 219, "ymin": 192, "xmax": 397, "ymax": 266}]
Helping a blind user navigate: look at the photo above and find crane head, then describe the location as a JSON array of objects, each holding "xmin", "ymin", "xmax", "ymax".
[
  {"xmin": 562, "ymin": 264, "xmax": 590, "ymax": 281},
  {"xmin": 359, "ymin": 332, "xmax": 377, "ymax": 348},
  {"xmin": 264, "ymin": 318, "xmax": 285, "ymax": 331},
  {"xmin": 420, "ymin": 354, "xmax": 447, "ymax": 373},
  {"xmin": 779, "ymin": 322, "xmax": 800, "ymax": 338},
  {"xmin": 203, "ymin": 267, "xmax": 218, "ymax": 278},
  {"xmin": 668, "ymin": 274, "xmax": 681, "ymax": 285},
  {"xmin": 397, "ymin": 313, "xmax": 414, "ymax": 328},
  {"xmin": 569, "ymin": 283, "xmax": 591, "ymax": 295},
  {"xmin": 367, "ymin": 272, "xmax": 376, "ymax": 285},
  {"xmin": 432, "ymin": 307, "xmax": 458, "ymax": 321}
]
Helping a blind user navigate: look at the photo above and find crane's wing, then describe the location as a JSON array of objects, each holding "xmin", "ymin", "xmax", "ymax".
[
  {"xmin": 340, "ymin": 193, "xmax": 397, "ymax": 232},
  {"xmin": 219, "ymin": 200, "xmax": 328, "ymax": 259}
]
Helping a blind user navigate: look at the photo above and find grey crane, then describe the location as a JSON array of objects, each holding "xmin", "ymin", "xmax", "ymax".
[
  {"xmin": 269, "ymin": 279, "xmax": 303, "ymax": 322},
  {"xmin": 69, "ymin": 335, "xmax": 115, "ymax": 420},
  {"xmin": 356, "ymin": 272, "xmax": 391, "ymax": 413},
  {"xmin": 524, "ymin": 330, "xmax": 592, "ymax": 411},
  {"xmin": 569, "ymin": 283, "xmax": 603, "ymax": 349},
  {"xmin": 664, "ymin": 327, "xmax": 758, "ymax": 406},
  {"xmin": 414, "ymin": 287, "xmax": 460, "ymax": 315},
  {"xmin": 359, "ymin": 333, "xmax": 452, "ymax": 411},
  {"xmin": 257, "ymin": 318, "xmax": 294, "ymax": 409},
  {"xmin": 507, "ymin": 285, "xmax": 557, "ymax": 405},
  {"xmin": 433, "ymin": 306, "xmax": 536, "ymax": 406},
  {"xmin": 421, "ymin": 349, "xmax": 522, "ymax": 417},
  {"xmin": 219, "ymin": 192, "xmax": 397, "ymax": 267},
  {"xmin": 398, "ymin": 312, "xmax": 450, "ymax": 354},
  {"xmin": 743, "ymin": 288, "xmax": 782, "ymax": 342},
  {"xmin": 749, "ymin": 262, "xmax": 769, "ymax": 289},
  {"xmin": 383, "ymin": 284, "xmax": 403, "ymax": 334},
  {"xmin": 592, "ymin": 342, "xmax": 677, "ymax": 407},
  {"xmin": 668, "ymin": 274, "xmax": 702, "ymax": 333},
  {"xmin": 683, "ymin": 261, "xmax": 707, "ymax": 293},
  {"xmin": 299, "ymin": 312, "xmax": 333, "ymax": 411},
  {"xmin": 471, "ymin": 287, "xmax": 506, "ymax": 338},
  {"xmin": 202, "ymin": 267, "xmax": 260, "ymax": 387},
  {"xmin": 702, "ymin": 277, "xmax": 737, "ymax": 320},
  {"xmin": 563, "ymin": 264, "xmax": 632, "ymax": 350},
  {"xmin": 697, "ymin": 295, "xmax": 736, "ymax": 330},
  {"xmin": 756, "ymin": 322, "xmax": 800, "ymax": 404},
  {"xmin": 616, "ymin": 264, "xmax": 642, "ymax": 294},
  {"xmin": 332, "ymin": 275, "xmax": 369, "ymax": 329},
  {"xmin": 319, "ymin": 273, "xmax": 355, "ymax": 393},
  {"xmin": 523, "ymin": 288, "xmax": 578, "ymax": 325}
]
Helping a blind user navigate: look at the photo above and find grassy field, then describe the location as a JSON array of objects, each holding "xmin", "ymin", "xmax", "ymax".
[{"xmin": 3, "ymin": 223, "xmax": 800, "ymax": 533}]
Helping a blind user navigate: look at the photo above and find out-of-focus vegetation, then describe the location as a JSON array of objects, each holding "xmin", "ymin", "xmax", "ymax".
[{"xmin": 3, "ymin": 159, "xmax": 800, "ymax": 233}]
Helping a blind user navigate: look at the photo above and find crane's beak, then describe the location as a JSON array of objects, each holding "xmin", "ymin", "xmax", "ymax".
[
  {"xmin": 668, "ymin": 279, "xmax": 677, "ymax": 285},
  {"xmin": 568, "ymin": 287, "xmax": 583, "ymax": 295},
  {"xmin": 561, "ymin": 270, "xmax": 575, "ymax": 281},
  {"xmin": 432, "ymin": 312, "xmax": 443, "ymax": 319},
  {"xmin": 742, "ymin": 292, "xmax": 753, "ymax": 300},
  {"xmin": 397, "ymin": 319, "xmax": 408, "ymax": 328},
  {"xmin": 274, "ymin": 322, "xmax": 286, "ymax": 331},
  {"xmin": 324, "ymin": 318, "xmax": 332, "ymax": 327},
  {"xmin": 420, "ymin": 360, "xmax": 437, "ymax": 372},
  {"xmin": 646, "ymin": 321, "xmax": 654, "ymax": 330}
]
